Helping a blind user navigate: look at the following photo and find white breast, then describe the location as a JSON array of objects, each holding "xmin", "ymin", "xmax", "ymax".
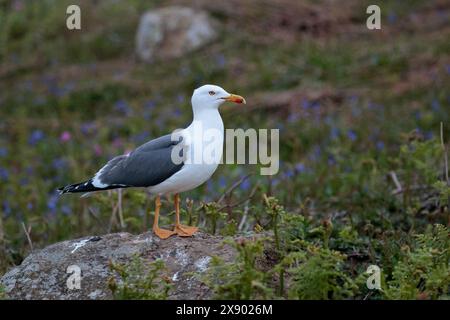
[{"xmin": 148, "ymin": 109, "xmax": 224, "ymax": 195}]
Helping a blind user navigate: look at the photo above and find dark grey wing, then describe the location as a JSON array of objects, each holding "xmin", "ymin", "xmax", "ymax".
[
  {"xmin": 58, "ymin": 134, "xmax": 184, "ymax": 194},
  {"xmin": 98, "ymin": 134, "xmax": 184, "ymax": 188},
  {"xmin": 134, "ymin": 134, "xmax": 182, "ymax": 153}
]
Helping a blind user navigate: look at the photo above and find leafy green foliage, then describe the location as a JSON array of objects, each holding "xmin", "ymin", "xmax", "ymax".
[
  {"xmin": 200, "ymin": 237, "xmax": 274, "ymax": 299},
  {"xmin": 384, "ymin": 224, "xmax": 449, "ymax": 300},
  {"xmin": 433, "ymin": 181, "xmax": 450, "ymax": 207},
  {"xmin": 200, "ymin": 202, "xmax": 227, "ymax": 235},
  {"xmin": 285, "ymin": 248, "xmax": 358, "ymax": 300},
  {"xmin": 108, "ymin": 256, "xmax": 172, "ymax": 300},
  {"xmin": 200, "ymin": 189, "xmax": 448, "ymax": 300}
]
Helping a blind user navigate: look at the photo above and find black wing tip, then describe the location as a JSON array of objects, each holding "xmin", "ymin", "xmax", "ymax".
[
  {"xmin": 57, "ymin": 180, "xmax": 128, "ymax": 194},
  {"xmin": 58, "ymin": 180, "xmax": 94, "ymax": 194},
  {"xmin": 57, "ymin": 184, "xmax": 72, "ymax": 195},
  {"xmin": 57, "ymin": 184, "xmax": 74, "ymax": 195}
]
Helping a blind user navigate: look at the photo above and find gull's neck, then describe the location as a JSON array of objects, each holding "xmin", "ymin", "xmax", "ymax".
[
  {"xmin": 186, "ymin": 103, "xmax": 224, "ymax": 163},
  {"xmin": 191, "ymin": 105, "xmax": 223, "ymax": 130}
]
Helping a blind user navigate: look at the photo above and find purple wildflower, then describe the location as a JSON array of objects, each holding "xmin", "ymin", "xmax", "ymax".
[
  {"xmin": 349, "ymin": 95, "xmax": 359, "ymax": 105},
  {"xmin": 328, "ymin": 155, "xmax": 337, "ymax": 166},
  {"xmin": 0, "ymin": 147, "xmax": 8, "ymax": 157},
  {"xmin": 219, "ymin": 176, "xmax": 227, "ymax": 189},
  {"xmin": 61, "ymin": 205, "xmax": 72, "ymax": 215},
  {"xmin": 288, "ymin": 112, "xmax": 300, "ymax": 123},
  {"xmin": 301, "ymin": 99, "xmax": 310, "ymax": 110},
  {"xmin": 284, "ymin": 169, "xmax": 295, "ymax": 178},
  {"xmin": 112, "ymin": 138, "xmax": 123, "ymax": 148},
  {"xmin": 133, "ymin": 131, "xmax": 149, "ymax": 144},
  {"xmin": 93, "ymin": 144, "xmax": 102, "ymax": 156},
  {"xmin": 176, "ymin": 94, "xmax": 185, "ymax": 104},
  {"xmin": 311, "ymin": 101, "xmax": 320, "ymax": 109},
  {"xmin": 13, "ymin": 0, "xmax": 24, "ymax": 11},
  {"xmin": 240, "ymin": 178, "xmax": 250, "ymax": 191},
  {"xmin": 60, "ymin": 131, "xmax": 72, "ymax": 142},
  {"xmin": 414, "ymin": 111, "xmax": 422, "ymax": 120},
  {"xmin": 114, "ymin": 100, "xmax": 131, "ymax": 115},
  {"xmin": 330, "ymin": 127, "xmax": 340, "ymax": 140},
  {"xmin": 215, "ymin": 54, "xmax": 226, "ymax": 68},
  {"xmin": 47, "ymin": 193, "xmax": 59, "ymax": 211},
  {"xmin": 80, "ymin": 122, "xmax": 96, "ymax": 135},
  {"xmin": 173, "ymin": 108, "xmax": 182, "ymax": 117},
  {"xmin": 2, "ymin": 201, "xmax": 11, "ymax": 217},
  {"xmin": 206, "ymin": 179, "xmax": 214, "ymax": 193},
  {"xmin": 388, "ymin": 12, "xmax": 397, "ymax": 24},
  {"xmin": 295, "ymin": 162, "xmax": 306, "ymax": 173},
  {"xmin": 0, "ymin": 167, "xmax": 9, "ymax": 181},
  {"xmin": 431, "ymin": 99, "xmax": 440, "ymax": 111},
  {"xmin": 29, "ymin": 130, "xmax": 45, "ymax": 146},
  {"xmin": 309, "ymin": 145, "xmax": 322, "ymax": 161},
  {"xmin": 26, "ymin": 166, "xmax": 34, "ymax": 175},
  {"xmin": 19, "ymin": 177, "xmax": 29, "ymax": 186},
  {"xmin": 145, "ymin": 100, "xmax": 156, "ymax": 110},
  {"xmin": 347, "ymin": 129, "xmax": 357, "ymax": 141},
  {"xmin": 376, "ymin": 141, "xmax": 385, "ymax": 151},
  {"xmin": 52, "ymin": 158, "xmax": 67, "ymax": 169}
]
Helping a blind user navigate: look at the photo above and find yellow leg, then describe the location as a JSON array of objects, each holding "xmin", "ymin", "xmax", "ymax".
[
  {"xmin": 152, "ymin": 195, "xmax": 175, "ymax": 239},
  {"xmin": 173, "ymin": 193, "xmax": 198, "ymax": 237}
]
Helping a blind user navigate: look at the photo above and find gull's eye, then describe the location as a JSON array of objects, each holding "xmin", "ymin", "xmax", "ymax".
[{"xmin": 208, "ymin": 91, "xmax": 215, "ymax": 96}]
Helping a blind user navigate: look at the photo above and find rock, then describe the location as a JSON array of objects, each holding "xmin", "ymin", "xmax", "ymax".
[
  {"xmin": 135, "ymin": 6, "xmax": 218, "ymax": 63},
  {"xmin": 0, "ymin": 232, "xmax": 239, "ymax": 300}
]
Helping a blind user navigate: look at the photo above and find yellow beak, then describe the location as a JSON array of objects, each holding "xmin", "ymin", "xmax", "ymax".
[{"xmin": 223, "ymin": 94, "xmax": 246, "ymax": 104}]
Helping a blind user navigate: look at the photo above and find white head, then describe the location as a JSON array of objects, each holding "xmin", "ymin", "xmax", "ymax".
[{"xmin": 191, "ymin": 84, "xmax": 246, "ymax": 113}]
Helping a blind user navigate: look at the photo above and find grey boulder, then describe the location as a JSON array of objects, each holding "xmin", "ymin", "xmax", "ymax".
[
  {"xmin": 1, "ymin": 231, "xmax": 238, "ymax": 300},
  {"xmin": 135, "ymin": 6, "xmax": 218, "ymax": 63}
]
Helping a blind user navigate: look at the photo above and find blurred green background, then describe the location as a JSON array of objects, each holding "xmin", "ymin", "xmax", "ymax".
[{"xmin": 0, "ymin": 0, "xmax": 449, "ymax": 299}]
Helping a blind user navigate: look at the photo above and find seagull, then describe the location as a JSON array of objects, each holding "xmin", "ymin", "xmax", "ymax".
[{"xmin": 58, "ymin": 85, "xmax": 246, "ymax": 239}]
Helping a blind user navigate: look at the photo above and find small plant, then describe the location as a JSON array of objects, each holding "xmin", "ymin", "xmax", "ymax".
[
  {"xmin": 263, "ymin": 194, "xmax": 289, "ymax": 295},
  {"xmin": 200, "ymin": 237, "xmax": 274, "ymax": 299},
  {"xmin": 201, "ymin": 202, "xmax": 227, "ymax": 235},
  {"xmin": 433, "ymin": 180, "xmax": 450, "ymax": 207},
  {"xmin": 263, "ymin": 195, "xmax": 284, "ymax": 250},
  {"xmin": 108, "ymin": 256, "xmax": 172, "ymax": 300},
  {"xmin": 220, "ymin": 218, "xmax": 238, "ymax": 236},
  {"xmin": 285, "ymin": 245, "xmax": 359, "ymax": 300},
  {"xmin": 383, "ymin": 224, "xmax": 450, "ymax": 300},
  {"xmin": 185, "ymin": 198, "xmax": 195, "ymax": 226}
]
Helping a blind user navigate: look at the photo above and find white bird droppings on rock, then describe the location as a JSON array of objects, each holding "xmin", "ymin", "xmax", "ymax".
[
  {"xmin": 194, "ymin": 256, "xmax": 212, "ymax": 273},
  {"xmin": 70, "ymin": 239, "xmax": 90, "ymax": 253},
  {"xmin": 175, "ymin": 247, "xmax": 190, "ymax": 267},
  {"xmin": 88, "ymin": 289, "xmax": 104, "ymax": 300}
]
